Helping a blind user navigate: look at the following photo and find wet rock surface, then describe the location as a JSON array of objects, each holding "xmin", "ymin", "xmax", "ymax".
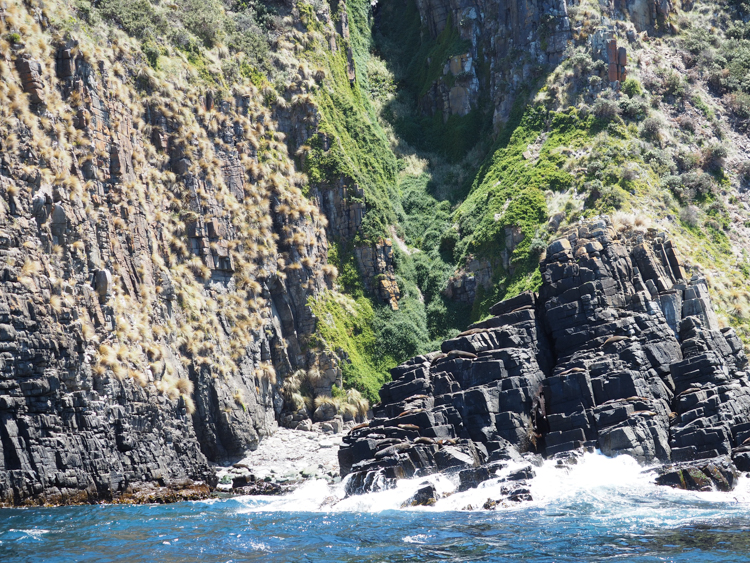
[
  {"xmin": 340, "ymin": 218, "xmax": 750, "ymax": 496},
  {"xmin": 654, "ymin": 456, "xmax": 740, "ymax": 492}
]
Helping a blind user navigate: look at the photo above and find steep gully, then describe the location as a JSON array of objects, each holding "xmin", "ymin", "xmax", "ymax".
[{"xmin": 0, "ymin": 0, "xmax": 728, "ymax": 507}]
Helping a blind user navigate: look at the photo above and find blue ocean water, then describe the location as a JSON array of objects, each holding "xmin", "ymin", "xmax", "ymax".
[{"xmin": 2, "ymin": 453, "xmax": 750, "ymax": 563}]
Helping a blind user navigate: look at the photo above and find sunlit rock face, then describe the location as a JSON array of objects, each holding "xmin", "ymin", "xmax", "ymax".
[{"xmin": 340, "ymin": 217, "xmax": 750, "ymax": 494}]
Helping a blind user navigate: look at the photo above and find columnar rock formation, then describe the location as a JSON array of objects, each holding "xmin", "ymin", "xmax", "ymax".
[
  {"xmin": 409, "ymin": 0, "xmax": 672, "ymax": 124},
  {"xmin": 0, "ymin": 2, "xmax": 337, "ymax": 505},
  {"xmin": 339, "ymin": 218, "xmax": 750, "ymax": 493},
  {"xmin": 411, "ymin": 0, "xmax": 572, "ymax": 123}
]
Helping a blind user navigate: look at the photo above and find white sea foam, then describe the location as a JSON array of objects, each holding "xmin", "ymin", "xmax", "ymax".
[
  {"xmin": 233, "ymin": 451, "xmax": 750, "ymax": 519},
  {"xmin": 402, "ymin": 534, "xmax": 430, "ymax": 544},
  {"xmin": 9, "ymin": 529, "xmax": 50, "ymax": 541}
]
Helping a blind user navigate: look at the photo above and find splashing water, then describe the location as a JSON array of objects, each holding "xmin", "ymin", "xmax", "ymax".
[{"xmin": 3, "ymin": 452, "xmax": 750, "ymax": 562}]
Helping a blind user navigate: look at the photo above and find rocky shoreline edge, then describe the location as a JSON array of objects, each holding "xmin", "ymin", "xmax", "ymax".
[
  {"xmin": 0, "ymin": 422, "xmax": 352, "ymax": 508},
  {"xmin": 337, "ymin": 218, "xmax": 750, "ymax": 504}
]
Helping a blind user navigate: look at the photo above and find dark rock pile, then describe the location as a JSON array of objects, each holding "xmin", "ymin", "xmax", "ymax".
[{"xmin": 339, "ymin": 218, "xmax": 750, "ymax": 495}]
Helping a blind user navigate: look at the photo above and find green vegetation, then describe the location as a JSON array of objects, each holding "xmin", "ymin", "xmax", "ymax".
[
  {"xmin": 451, "ymin": 106, "xmax": 593, "ymax": 318},
  {"xmin": 308, "ymin": 289, "xmax": 385, "ymax": 402},
  {"xmin": 302, "ymin": 0, "xmax": 398, "ymax": 244},
  {"xmin": 299, "ymin": 0, "xmax": 482, "ymax": 392},
  {"xmin": 79, "ymin": 0, "xmax": 278, "ymax": 83},
  {"xmin": 681, "ymin": 24, "xmax": 750, "ymax": 126}
]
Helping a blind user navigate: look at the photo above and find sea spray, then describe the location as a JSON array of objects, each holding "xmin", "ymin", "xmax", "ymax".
[
  {"xmin": 235, "ymin": 451, "xmax": 750, "ymax": 519},
  {"xmin": 5, "ymin": 455, "xmax": 750, "ymax": 563}
]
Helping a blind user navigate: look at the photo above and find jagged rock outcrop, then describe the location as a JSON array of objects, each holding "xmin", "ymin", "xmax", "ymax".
[
  {"xmin": 339, "ymin": 217, "xmax": 750, "ymax": 494},
  {"xmin": 654, "ymin": 455, "xmax": 739, "ymax": 492}
]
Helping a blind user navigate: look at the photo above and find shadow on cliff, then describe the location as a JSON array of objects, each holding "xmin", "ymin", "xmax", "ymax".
[{"xmin": 371, "ymin": 0, "xmax": 552, "ymax": 206}]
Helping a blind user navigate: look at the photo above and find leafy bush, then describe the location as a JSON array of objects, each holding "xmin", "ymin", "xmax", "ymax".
[
  {"xmin": 621, "ymin": 78, "xmax": 643, "ymax": 97},
  {"xmin": 726, "ymin": 92, "xmax": 750, "ymax": 119},
  {"xmin": 98, "ymin": 0, "xmax": 168, "ymax": 40},
  {"xmin": 675, "ymin": 150, "xmax": 700, "ymax": 172},
  {"xmin": 677, "ymin": 115, "xmax": 696, "ymax": 132},
  {"xmin": 662, "ymin": 71, "xmax": 686, "ymax": 98},
  {"xmin": 593, "ymin": 97, "xmax": 621, "ymax": 122},
  {"xmin": 702, "ymin": 144, "xmax": 728, "ymax": 171},
  {"xmin": 179, "ymin": 0, "xmax": 227, "ymax": 48},
  {"xmin": 739, "ymin": 160, "xmax": 750, "ymax": 181},
  {"xmin": 666, "ymin": 171, "xmax": 716, "ymax": 203},
  {"xmin": 727, "ymin": 21, "xmax": 750, "ymax": 40},
  {"xmin": 587, "ymin": 183, "xmax": 628, "ymax": 211},
  {"xmin": 643, "ymin": 147, "xmax": 673, "ymax": 175},
  {"xmin": 640, "ymin": 116, "xmax": 662, "ymax": 140},
  {"xmin": 680, "ymin": 204, "xmax": 702, "ymax": 227},
  {"xmin": 141, "ymin": 41, "xmax": 161, "ymax": 69},
  {"xmin": 619, "ymin": 95, "xmax": 648, "ymax": 120},
  {"xmin": 92, "ymin": 0, "xmax": 278, "ymax": 78}
]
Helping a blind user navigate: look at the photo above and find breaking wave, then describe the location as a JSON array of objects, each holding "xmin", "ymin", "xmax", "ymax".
[{"xmin": 236, "ymin": 451, "xmax": 750, "ymax": 521}]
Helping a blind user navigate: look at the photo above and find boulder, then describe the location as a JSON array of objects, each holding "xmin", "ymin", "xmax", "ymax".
[
  {"xmin": 313, "ymin": 402, "xmax": 338, "ymax": 422},
  {"xmin": 402, "ymin": 483, "xmax": 439, "ymax": 507},
  {"xmin": 94, "ymin": 269, "xmax": 113, "ymax": 299},
  {"xmin": 655, "ymin": 456, "xmax": 739, "ymax": 492}
]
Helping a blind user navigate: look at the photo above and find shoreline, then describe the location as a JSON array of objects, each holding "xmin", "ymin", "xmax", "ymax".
[{"xmin": 1, "ymin": 422, "xmax": 349, "ymax": 509}]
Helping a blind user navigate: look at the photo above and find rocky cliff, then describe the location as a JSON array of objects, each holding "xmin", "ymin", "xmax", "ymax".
[
  {"xmin": 340, "ymin": 217, "xmax": 750, "ymax": 495},
  {"xmin": 405, "ymin": 0, "xmax": 675, "ymax": 125},
  {"xmin": 2, "ymin": 0, "xmax": 750, "ymax": 508},
  {"xmin": 0, "ymin": 0, "xmax": 342, "ymax": 505}
]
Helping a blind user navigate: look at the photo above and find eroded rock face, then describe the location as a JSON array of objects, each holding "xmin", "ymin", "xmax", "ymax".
[
  {"xmin": 340, "ymin": 218, "xmax": 750, "ymax": 494},
  {"xmin": 0, "ymin": 14, "xmax": 337, "ymax": 505},
  {"xmin": 411, "ymin": 0, "xmax": 572, "ymax": 123},
  {"xmin": 408, "ymin": 0, "xmax": 672, "ymax": 127}
]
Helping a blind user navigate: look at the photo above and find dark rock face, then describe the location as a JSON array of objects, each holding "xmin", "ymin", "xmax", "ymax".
[
  {"xmin": 0, "ymin": 14, "xmax": 339, "ymax": 505},
  {"xmin": 340, "ymin": 218, "xmax": 750, "ymax": 494},
  {"xmin": 0, "ymin": 383, "xmax": 212, "ymax": 505},
  {"xmin": 402, "ymin": 483, "xmax": 440, "ymax": 506},
  {"xmin": 655, "ymin": 456, "xmax": 740, "ymax": 492},
  {"xmin": 406, "ymin": 0, "xmax": 671, "ymax": 137},
  {"xmin": 411, "ymin": 0, "xmax": 572, "ymax": 124}
]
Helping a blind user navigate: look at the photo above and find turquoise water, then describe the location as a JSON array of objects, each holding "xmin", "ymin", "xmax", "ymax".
[{"xmin": 2, "ymin": 454, "xmax": 750, "ymax": 562}]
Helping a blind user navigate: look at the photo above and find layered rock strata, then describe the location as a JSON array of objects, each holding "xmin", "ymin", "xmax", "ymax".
[{"xmin": 339, "ymin": 218, "xmax": 750, "ymax": 493}]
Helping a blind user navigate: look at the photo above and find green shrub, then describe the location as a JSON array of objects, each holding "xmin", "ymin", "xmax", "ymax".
[
  {"xmin": 621, "ymin": 78, "xmax": 643, "ymax": 97},
  {"xmin": 675, "ymin": 150, "xmax": 700, "ymax": 172},
  {"xmin": 142, "ymin": 41, "xmax": 161, "ymax": 69},
  {"xmin": 703, "ymin": 144, "xmax": 728, "ymax": 171},
  {"xmin": 666, "ymin": 171, "xmax": 716, "ymax": 203},
  {"xmin": 178, "ymin": 0, "xmax": 227, "ymax": 48},
  {"xmin": 587, "ymin": 183, "xmax": 628, "ymax": 211},
  {"xmin": 692, "ymin": 95, "xmax": 712, "ymax": 117},
  {"xmin": 680, "ymin": 204, "xmax": 702, "ymax": 227},
  {"xmin": 662, "ymin": 71, "xmax": 685, "ymax": 98},
  {"xmin": 593, "ymin": 97, "xmax": 621, "ymax": 122},
  {"xmin": 619, "ymin": 95, "xmax": 648, "ymax": 120},
  {"xmin": 726, "ymin": 92, "xmax": 750, "ymax": 119},
  {"xmin": 98, "ymin": 0, "xmax": 168, "ymax": 40},
  {"xmin": 640, "ymin": 116, "xmax": 662, "ymax": 140},
  {"xmin": 739, "ymin": 160, "xmax": 750, "ymax": 181}
]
